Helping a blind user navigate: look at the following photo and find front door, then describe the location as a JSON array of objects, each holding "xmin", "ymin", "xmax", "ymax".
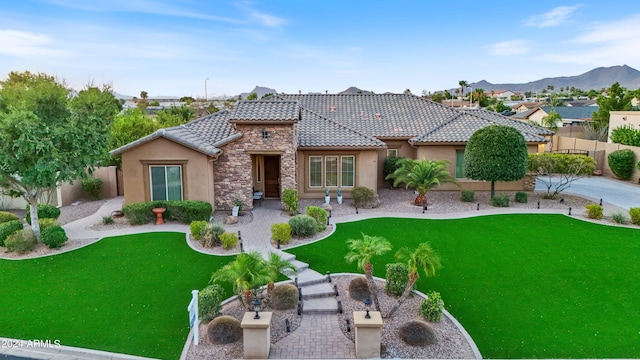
[{"xmin": 264, "ymin": 156, "xmax": 280, "ymax": 198}]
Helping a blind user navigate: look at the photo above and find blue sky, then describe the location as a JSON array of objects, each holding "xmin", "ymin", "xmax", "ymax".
[{"xmin": 1, "ymin": 1, "xmax": 639, "ymax": 98}]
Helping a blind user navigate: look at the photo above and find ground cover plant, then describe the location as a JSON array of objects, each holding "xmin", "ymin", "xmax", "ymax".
[
  {"xmin": 287, "ymin": 215, "xmax": 640, "ymax": 359},
  {"xmin": 0, "ymin": 232, "xmax": 233, "ymax": 359}
]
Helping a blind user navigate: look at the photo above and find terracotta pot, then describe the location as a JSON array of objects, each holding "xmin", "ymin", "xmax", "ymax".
[{"xmin": 152, "ymin": 208, "xmax": 166, "ymax": 225}]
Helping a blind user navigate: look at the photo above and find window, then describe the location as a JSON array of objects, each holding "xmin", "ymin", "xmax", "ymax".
[
  {"xmin": 309, "ymin": 156, "xmax": 322, "ymax": 187},
  {"xmin": 341, "ymin": 156, "xmax": 354, "ymax": 187},
  {"xmin": 308, "ymin": 155, "xmax": 355, "ymax": 188},
  {"xmin": 387, "ymin": 149, "xmax": 398, "ymax": 157},
  {"xmin": 455, "ymin": 150, "xmax": 465, "ymax": 178},
  {"xmin": 150, "ymin": 165, "xmax": 183, "ymax": 200},
  {"xmin": 325, "ymin": 156, "xmax": 338, "ymax": 187}
]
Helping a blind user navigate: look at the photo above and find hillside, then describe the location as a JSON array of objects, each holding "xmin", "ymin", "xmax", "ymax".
[{"xmin": 470, "ymin": 65, "xmax": 640, "ymax": 92}]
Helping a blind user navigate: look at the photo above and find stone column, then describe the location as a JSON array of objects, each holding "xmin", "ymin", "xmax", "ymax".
[
  {"xmin": 353, "ymin": 311, "xmax": 383, "ymax": 359},
  {"xmin": 240, "ymin": 312, "xmax": 272, "ymax": 359}
]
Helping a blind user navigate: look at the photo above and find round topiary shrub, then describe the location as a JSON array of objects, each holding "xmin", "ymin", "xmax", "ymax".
[
  {"xmin": 399, "ymin": 319, "xmax": 437, "ymax": 346},
  {"xmin": 0, "ymin": 211, "xmax": 19, "ymax": 225},
  {"xmin": 608, "ymin": 149, "xmax": 635, "ymax": 180},
  {"xmin": 288, "ymin": 215, "xmax": 317, "ymax": 237},
  {"xmin": 207, "ymin": 315, "xmax": 242, "ymax": 344},
  {"xmin": 270, "ymin": 284, "xmax": 299, "ymax": 310},
  {"xmin": 40, "ymin": 226, "xmax": 68, "ymax": 249},
  {"xmin": 348, "ymin": 276, "xmax": 371, "ymax": 301}
]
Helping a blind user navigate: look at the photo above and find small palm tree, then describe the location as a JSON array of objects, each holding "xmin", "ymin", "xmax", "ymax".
[
  {"xmin": 458, "ymin": 80, "xmax": 468, "ymax": 99},
  {"xmin": 344, "ymin": 233, "xmax": 392, "ymax": 312},
  {"xmin": 386, "ymin": 242, "xmax": 442, "ymax": 318},
  {"xmin": 385, "ymin": 158, "xmax": 458, "ymax": 205},
  {"xmin": 211, "ymin": 251, "xmax": 272, "ymax": 307},
  {"xmin": 266, "ymin": 252, "xmax": 297, "ymax": 296}
]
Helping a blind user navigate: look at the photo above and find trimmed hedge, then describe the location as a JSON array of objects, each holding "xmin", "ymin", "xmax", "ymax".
[
  {"xmin": 460, "ymin": 190, "xmax": 475, "ymax": 202},
  {"xmin": 81, "ymin": 177, "xmax": 103, "ymax": 200},
  {"xmin": 630, "ymin": 208, "xmax": 640, "ymax": 225},
  {"xmin": 305, "ymin": 206, "xmax": 327, "ymax": 232},
  {"xmin": 190, "ymin": 221, "xmax": 208, "ymax": 240},
  {"xmin": 271, "ymin": 223, "xmax": 292, "ymax": 245},
  {"xmin": 5, "ymin": 229, "xmax": 36, "ymax": 254},
  {"xmin": 385, "ymin": 262, "xmax": 409, "ymax": 297},
  {"xmin": 492, "ymin": 195, "xmax": 510, "ymax": 207},
  {"xmin": 608, "ymin": 149, "xmax": 635, "ymax": 180},
  {"xmin": 41, "ymin": 226, "xmax": 68, "ymax": 249},
  {"xmin": 585, "ymin": 204, "xmax": 603, "ymax": 220},
  {"xmin": 0, "ymin": 220, "xmax": 24, "ymax": 247},
  {"xmin": 288, "ymin": 215, "xmax": 317, "ymax": 237},
  {"xmin": 515, "ymin": 191, "xmax": 528, "ymax": 203},
  {"xmin": 220, "ymin": 232, "xmax": 238, "ymax": 250},
  {"xmin": 122, "ymin": 200, "xmax": 212, "ymax": 225},
  {"xmin": 0, "ymin": 211, "xmax": 19, "ymax": 224},
  {"xmin": 26, "ymin": 203, "xmax": 60, "ymax": 224}
]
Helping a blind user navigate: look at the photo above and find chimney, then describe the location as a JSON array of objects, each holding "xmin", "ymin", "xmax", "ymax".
[
  {"xmin": 326, "ymin": 90, "xmax": 328, "ymax": 94},
  {"xmin": 299, "ymin": 90, "xmax": 301, "ymax": 95}
]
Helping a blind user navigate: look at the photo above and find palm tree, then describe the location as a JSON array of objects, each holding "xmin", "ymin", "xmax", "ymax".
[
  {"xmin": 386, "ymin": 242, "xmax": 442, "ymax": 318},
  {"xmin": 385, "ymin": 158, "xmax": 458, "ymax": 205},
  {"xmin": 266, "ymin": 252, "xmax": 297, "ymax": 296},
  {"xmin": 211, "ymin": 251, "xmax": 272, "ymax": 307},
  {"xmin": 344, "ymin": 233, "xmax": 392, "ymax": 312},
  {"xmin": 458, "ymin": 80, "xmax": 468, "ymax": 99}
]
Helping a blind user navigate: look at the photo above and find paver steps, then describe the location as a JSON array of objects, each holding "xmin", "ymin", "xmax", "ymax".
[{"xmin": 293, "ymin": 268, "xmax": 340, "ymax": 315}]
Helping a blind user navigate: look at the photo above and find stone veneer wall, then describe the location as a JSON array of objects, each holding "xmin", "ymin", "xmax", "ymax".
[
  {"xmin": 214, "ymin": 123, "xmax": 297, "ymax": 210},
  {"xmin": 523, "ymin": 172, "xmax": 537, "ymax": 192}
]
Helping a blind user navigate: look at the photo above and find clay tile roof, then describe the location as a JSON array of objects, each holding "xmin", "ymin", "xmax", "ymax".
[
  {"xmin": 297, "ymin": 108, "xmax": 386, "ymax": 148},
  {"xmin": 230, "ymin": 100, "xmax": 299, "ymax": 123}
]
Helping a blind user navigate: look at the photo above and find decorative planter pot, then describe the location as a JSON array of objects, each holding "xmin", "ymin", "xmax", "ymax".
[
  {"xmin": 152, "ymin": 208, "xmax": 166, "ymax": 225},
  {"xmin": 325, "ymin": 196, "xmax": 330, "ymax": 204},
  {"xmin": 337, "ymin": 196, "xmax": 343, "ymax": 204}
]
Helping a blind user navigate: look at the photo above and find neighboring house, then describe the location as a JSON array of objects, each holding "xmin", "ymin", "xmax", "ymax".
[
  {"xmin": 488, "ymin": 90, "xmax": 515, "ymax": 100},
  {"xmin": 512, "ymin": 101, "xmax": 544, "ymax": 113},
  {"xmin": 567, "ymin": 99, "xmax": 597, "ymax": 107},
  {"xmin": 513, "ymin": 106, "xmax": 598, "ymax": 127},
  {"xmin": 110, "ymin": 94, "xmax": 551, "ymax": 211},
  {"xmin": 608, "ymin": 111, "xmax": 640, "ymax": 143}
]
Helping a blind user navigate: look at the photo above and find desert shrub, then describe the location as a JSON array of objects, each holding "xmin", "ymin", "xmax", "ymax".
[
  {"xmin": 629, "ymin": 208, "xmax": 640, "ymax": 225},
  {"xmin": 352, "ymin": 186, "xmax": 378, "ymax": 208},
  {"xmin": 611, "ymin": 124, "xmax": 640, "ymax": 146},
  {"xmin": 281, "ymin": 188, "xmax": 299, "ymax": 215},
  {"xmin": 383, "ymin": 156, "xmax": 402, "ymax": 187},
  {"xmin": 81, "ymin": 177, "xmax": 103, "ymax": 200},
  {"xmin": 202, "ymin": 223, "xmax": 225, "ymax": 247},
  {"xmin": 460, "ymin": 189, "xmax": 474, "ymax": 202},
  {"xmin": 399, "ymin": 320, "xmax": 437, "ymax": 346},
  {"xmin": 492, "ymin": 194, "xmax": 510, "ymax": 207},
  {"xmin": 0, "ymin": 211, "xmax": 19, "ymax": 224},
  {"xmin": 271, "ymin": 223, "xmax": 291, "ymax": 245},
  {"xmin": 190, "ymin": 220, "xmax": 208, "ymax": 240},
  {"xmin": 305, "ymin": 206, "xmax": 327, "ymax": 232},
  {"xmin": 288, "ymin": 215, "xmax": 317, "ymax": 237},
  {"xmin": 420, "ymin": 291, "xmax": 445, "ymax": 323},
  {"xmin": 5, "ymin": 229, "xmax": 36, "ymax": 254},
  {"xmin": 348, "ymin": 276, "xmax": 371, "ymax": 301},
  {"xmin": 515, "ymin": 191, "xmax": 528, "ymax": 203},
  {"xmin": 38, "ymin": 218, "xmax": 60, "ymax": 230},
  {"xmin": 385, "ymin": 263, "xmax": 409, "ymax": 297},
  {"xmin": 199, "ymin": 284, "xmax": 225, "ymax": 322},
  {"xmin": 102, "ymin": 216, "xmax": 114, "ymax": 225},
  {"xmin": 608, "ymin": 149, "xmax": 635, "ymax": 180},
  {"xmin": 0, "ymin": 220, "xmax": 23, "ymax": 247},
  {"xmin": 220, "ymin": 232, "xmax": 239, "ymax": 250},
  {"xmin": 270, "ymin": 284, "xmax": 299, "ymax": 310},
  {"xmin": 611, "ymin": 212, "xmax": 629, "ymax": 224},
  {"xmin": 40, "ymin": 226, "xmax": 68, "ymax": 249},
  {"xmin": 122, "ymin": 200, "xmax": 212, "ymax": 225},
  {"xmin": 585, "ymin": 204, "xmax": 603, "ymax": 220},
  {"xmin": 207, "ymin": 315, "xmax": 242, "ymax": 344},
  {"xmin": 26, "ymin": 203, "xmax": 60, "ymax": 224}
]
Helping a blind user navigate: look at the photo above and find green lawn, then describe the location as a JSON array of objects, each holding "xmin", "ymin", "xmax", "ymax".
[
  {"xmin": 287, "ymin": 214, "xmax": 640, "ymax": 359},
  {"xmin": 0, "ymin": 232, "xmax": 233, "ymax": 360}
]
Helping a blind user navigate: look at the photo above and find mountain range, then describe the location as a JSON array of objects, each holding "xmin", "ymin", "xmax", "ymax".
[{"xmin": 468, "ymin": 65, "xmax": 640, "ymax": 92}]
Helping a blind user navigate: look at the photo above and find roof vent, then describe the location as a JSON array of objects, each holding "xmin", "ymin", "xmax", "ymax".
[
  {"xmin": 326, "ymin": 90, "xmax": 328, "ymax": 94},
  {"xmin": 375, "ymin": 113, "xmax": 381, "ymax": 120},
  {"xmin": 299, "ymin": 90, "xmax": 301, "ymax": 94}
]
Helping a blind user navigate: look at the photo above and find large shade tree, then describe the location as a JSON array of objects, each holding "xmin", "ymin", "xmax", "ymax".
[
  {"xmin": 464, "ymin": 125, "xmax": 528, "ymax": 198},
  {"xmin": 385, "ymin": 158, "xmax": 458, "ymax": 205},
  {"xmin": 0, "ymin": 71, "xmax": 119, "ymax": 240},
  {"xmin": 344, "ymin": 233, "xmax": 392, "ymax": 312}
]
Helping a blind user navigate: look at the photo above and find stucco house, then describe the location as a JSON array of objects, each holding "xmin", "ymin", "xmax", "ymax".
[
  {"xmin": 513, "ymin": 106, "xmax": 598, "ymax": 127},
  {"xmin": 110, "ymin": 94, "xmax": 551, "ymax": 211}
]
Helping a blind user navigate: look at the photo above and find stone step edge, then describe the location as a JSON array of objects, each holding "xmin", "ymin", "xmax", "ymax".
[
  {"xmin": 296, "ymin": 278, "xmax": 329, "ymax": 287},
  {"xmin": 302, "ymin": 309, "xmax": 339, "ymax": 315},
  {"xmin": 301, "ymin": 292, "xmax": 338, "ymax": 300}
]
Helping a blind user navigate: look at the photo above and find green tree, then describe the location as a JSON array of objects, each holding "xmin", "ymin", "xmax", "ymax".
[
  {"xmin": 211, "ymin": 251, "xmax": 272, "ymax": 306},
  {"xmin": 155, "ymin": 105, "xmax": 194, "ymax": 127},
  {"xmin": 246, "ymin": 92, "xmax": 258, "ymax": 100},
  {"xmin": 458, "ymin": 80, "xmax": 468, "ymax": 99},
  {"xmin": 592, "ymin": 82, "xmax": 633, "ymax": 127},
  {"xmin": 494, "ymin": 101, "xmax": 510, "ymax": 113},
  {"xmin": 109, "ymin": 109, "xmax": 158, "ymax": 165},
  {"xmin": 385, "ymin": 158, "xmax": 458, "ymax": 205},
  {"xmin": 137, "ymin": 90, "xmax": 149, "ymax": 110},
  {"xmin": 464, "ymin": 125, "xmax": 528, "ymax": 198},
  {"xmin": 527, "ymin": 153, "xmax": 596, "ymax": 199},
  {"xmin": 386, "ymin": 242, "xmax": 441, "ymax": 318},
  {"xmin": 344, "ymin": 233, "xmax": 392, "ymax": 312},
  {"xmin": 541, "ymin": 109, "xmax": 561, "ymax": 132},
  {"xmin": 180, "ymin": 96, "xmax": 195, "ymax": 105},
  {"xmin": 0, "ymin": 72, "xmax": 114, "ymax": 240}
]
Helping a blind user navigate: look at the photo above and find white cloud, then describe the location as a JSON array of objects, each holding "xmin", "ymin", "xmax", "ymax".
[
  {"xmin": 250, "ymin": 10, "xmax": 286, "ymax": 27},
  {"xmin": 539, "ymin": 14, "xmax": 640, "ymax": 66},
  {"xmin": 0, "ymin": 29, "xmax": 68, "ymax": 57},
  {"xmin": 524, "ymin": 5, "xmax": 580, "ymax": 28},
  {"xmin": 487, "ymin": 40, "xmax": 530, "ymax": 56}
]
